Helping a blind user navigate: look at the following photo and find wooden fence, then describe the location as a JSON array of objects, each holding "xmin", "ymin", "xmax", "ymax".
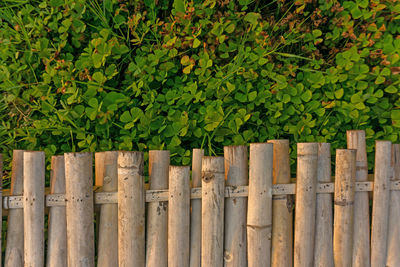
[{"xmin": 0, "ymin": 130, "xmax": 400, "ymax": 266}]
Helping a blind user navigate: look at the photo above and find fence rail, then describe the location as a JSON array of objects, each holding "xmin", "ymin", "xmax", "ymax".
[{"xmin": 1, "ymin": 130, "xmax": 400, "ymax": 266}]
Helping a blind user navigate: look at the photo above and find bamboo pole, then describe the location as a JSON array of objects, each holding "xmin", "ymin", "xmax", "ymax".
[
  {"xmin": 168, "ymin": 166, "xmax": 190, "ymax": 267},
  {"xmin": 371, "ymin": 141, "xmax": 392, "ymax": 267},
  {"xmin": 294, "ymin": 143, "xmax": 318, "ymax": 267},
  {"xmin": 146, "ymin": 150, "xmax": 169, "ymax": 267},
  {"xmin": 23, "ymin": 151, "xmax": 45, "ymax": 267},
  {"xmin": 387, "ymin": 144, "xmax": 400, "ymax": 266},
  {"xmin": 267, "ymin": 140, "xmax": 293, "ymax": 267},
  {"xmin": 47, "ymin": 156, "xmax": 67, "ymax": 267},
  {"xmin": 247, "ymin": 143, "xmax": 273, "ymax": 267},
  {"xmin": 118, "ymin": 151, "xmax": 145, "ymax": 267},
  {"xmin": 96, "ymin": 152, "xmax": 118, "ymax": 267},
  {"xmin": 314, "ymin": 143, "xmax": 333, "ymax": 267},
  {"xmin": 65, "ymin": 152, "xmax": 95, "ymax": 267},
  {"xmin": 347, "ymin": 130, "xmax": 370, "ymax": 267},
  {"xmin": 201, "ymin": 156, "xmax": 225, "ymax": 267},
  {"xmin": 190, "ymin": 148, "xmax": 204, "ymax": 267},
  {"xmin": 223, "ymin": 145, "xmax": 248, "ymax": 267},
  {"xmin": 5, "ymin": 150, "xmax": 25, "ymax": 267},
  {"xmin": 333, "ymin": 149, "xmax": 356, "ymax": 267}
]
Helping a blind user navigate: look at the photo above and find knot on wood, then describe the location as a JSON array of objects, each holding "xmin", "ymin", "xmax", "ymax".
[
  {"xmin": 202, "ymin": 172, "xmax": 214, "ymax": 183},
  {"xmin": 334, "ymin": 200, "xmax": 354, "ymax": 206},
  {"xmin": 224, "ymin": 251, "xmax": 233, "ymax": 262}
]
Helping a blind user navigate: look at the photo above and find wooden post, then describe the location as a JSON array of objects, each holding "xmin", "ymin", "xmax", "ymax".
[
  {"xmin": 333, "ymin": 149, "xmax": 356, "ymax": 267},
  {"xmin": 314, "ymin": 143, "xmax": 333, "ymax": 267},
  {"xmin": 347, "ymin": 130, "xmax": 370, "ymax": 267},
  {"xmin": 371, "ymin": 141, "xmax": 392, "ymax": 267},
  {"xmin": 146, "ymin": 150, "xmax": 169, "ymax": 267},
  {"xmin": 267, "ymin": 140, "xmax": 293, "ymax": 267},
  {"xmin": 224, "ymin": 145, "xmax": 248, "ymax": 266},
  {"xmin": 47, "ymin": 156, "xmax": 67, "ymax": 267},
  {"xmin": 96, "ymin": 152, "xmax": 118, "ymax": 267},
  {"xmin": 247, "ymin": 143, "xmax": 273, "ymax": 267},
  {"xmin": 23, "ymin": 151, "xmax": 45, "ymax": 267},
  {"xmin": 118, "ymin": 151, "xmax": 145, "ymax": 267},
  {"xmin": 0, "ymin": 154, "xmax": 3, "ymax": 265},
  {"xmin": 387, "ymin": 144, "xmax": 400, "ymax": 266},
  {"xmin": 202, "ymin": 156, "xmax": 225, "ymax": 267},
  {"xmin": 168, "ymin": 166, "xmax": 191, "ymax": 267},
  {"xmin": 65, "ymin": 152, "xmax": 95, "ymax": 267},
  {"xmin": 190, "ymin": 148, "xmax": 204, "ymax": 267},
  {"xmin": 294, "ymin": 143, "xmax": 318, "ymax": 267},
  {"xmin": 5, "ymin": 150, "xmax": 25, "ymax": 267}
]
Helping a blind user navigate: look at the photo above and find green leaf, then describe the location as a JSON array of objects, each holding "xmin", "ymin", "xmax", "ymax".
[
  {"xmin": 244, "ymin": 12, "xmax": 261, "ymax": 26},
  {"xmin": 301, "ymin": 90, "xmax": 312, "ymax": 102},
  {"xmin": 385, "ymin": 85, "xmax": 397, "ymax": 93},
  {"xmin": 375, "ymin": 76, "xmax": 385, "ymax": 84},
  {"xmin": 391, "ymin": 110, "xmax": 400, "ymax": 120},
  {"xmin": 335, "ymin": 89, "xmax": 344, "ymax": 99},
  {"xmin": 120, "ymin": 111, "xmax": 132, "ymax": 123},
  {"xmin": 193, "ymin": 38, "xmax": 201, "ymax": 48}
]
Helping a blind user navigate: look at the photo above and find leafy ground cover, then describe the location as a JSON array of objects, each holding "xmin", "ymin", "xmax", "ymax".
[{"xmin": 0, "ymin": 0, "xmax": 400, "ymax": 181}]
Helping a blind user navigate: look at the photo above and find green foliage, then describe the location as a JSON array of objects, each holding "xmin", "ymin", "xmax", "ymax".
[{"xmin": 0, "ymin": 0, "xmax": 400, "ymax": 175}]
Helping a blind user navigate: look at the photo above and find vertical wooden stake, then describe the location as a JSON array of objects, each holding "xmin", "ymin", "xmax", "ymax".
[
  {"xmin": 118, "ymin": 151, "xmax": 145, "ymax": 267},
  {"xmin": 0, "ymin": 154, "xmax": 3, "ymax": 265},
  {"xmin": 47, "ymin": 156, "xmax": 67, "ymax": 267},
  {"xmin": 5, "ymin": 150, "xmax": 25, "ymax": 266},
  {"xmin": 23, "ymin": 151, "xmax": 45, "ymax": 267},
  {"xmin": 146, "ymin": 150, "xmax": 169, "ymax": 267},
  {"xmin": 267, "ymin": 140, "xmax": 293, "ymax": 267},
  {"xmin": 96, "ymin": 152, "xmax": 118, "ymax": 267},
  {"xmin": 247, "ymin": 143, "xmax": 273, "ymax": 267},
  {"xmin": 190, "ymin": 148, "xmax": 204, "ymax": 267},
  {"xmin": 168, "ymin": 166, "xmax": 191, "ymax": 267},
  {"xmin": 333, "ymin": 149, "xmax": 356, "ymax": 267},
  {"xmin": 201, "ymin": 156, "xmax": 225, "ymax": 267},
  {"xmin": 347, "ymin": 130, "xmax": 370, "ymax": 267},
  {"xmin": 371, "ymin": 141, "xmax": 392, "ymax": 267},
  {"xmin": 65, "ymin": 152, "xmax": 95, "ymax": 267},
  {"xmin": 224, "ymin": 145, "xmax": 248, "ymax": 267},
  {"xmin": 314, "ymin": 143, "xmax": 333, "ymax": 267},
  {"xmin": 294, "ymin": 143, "xmax": 318, "ymax": 267},
  {"xmin": 387, "ymin": 144, "xmax": 400, "ymax": 266}
]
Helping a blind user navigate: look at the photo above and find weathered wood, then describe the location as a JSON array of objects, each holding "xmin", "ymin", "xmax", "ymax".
[
  {"xmin": 294, "ymin": 143, "xmax": 318, "ymax": 267},
  {"xmin": 202, "ymin": 156, "xmax": 225, "ymax": 267},
  {"xmin": 347, "ymin": 130, "xmax": 370, "ymax": 267},
  {"xmin": 190, "ymin": 148, "xmax": 204, "ymax": 267},
  {"xmin": 47, "ymin": 156, "xmax": 67, "ymax": 267},
  {"xmin": 5, "ymin": 150, "xmax": 25, "ymax": 267},
  {"xmin": 224, "ymin": 145, "xmax": 248, "ymax": 267},
  {"xmin": 314, "ymin": 143, "xmax": 333, "ymax": 267},
  {"xmin": 247, "ymin": 143, "xmax": 273, "ymax": 267},
  {"xmin": 387, "ymin": 144, "xmax": 400, "ymax": 266},
  {"xmin": 96, "ymin": 152, "xmax": 118, "ymax": 267},
  {"xmin": 371, "ymin": 141, "xmax": 392, "ymax": 267},
  {"xmin": 168, "ymin": 166, "xmax": 190, "ymax": 267},
  {"xmin": 146, "ymin": 150, "xmax": 169, "ymax": 267},
  {"xmin": 23, "ymin": 151, "xmax": 45, "ymax": 267},
  {"xmin": 65, "ymin": 152, "xmax": 95, "ymax": 267},
  {"xmin": 118, "ymin": 151, "xmax": 145, "ymax": 267},
  {"xmin": 267, "ymin": 140, "xmax": 293, "ymax": 267},
  {"xmin": 333, "ymin": 149, "xmax": 356, "ymax": 267}
]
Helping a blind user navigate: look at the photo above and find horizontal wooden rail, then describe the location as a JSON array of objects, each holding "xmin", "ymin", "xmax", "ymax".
[{"xmin": 2, "ymin": 181, "xmax": 400, "ymax": 209}]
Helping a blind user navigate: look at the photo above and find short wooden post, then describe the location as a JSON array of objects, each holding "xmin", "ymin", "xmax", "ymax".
[
  {"xmin": 294, "ymin": 143, "xmax": 318, "ymax": 267},
  {"xmin": 65, "ymin": 152, "xmax": 95, "ymax": 267},
  {"xmin": 0, "ymin": 154, "xmax": 3, "ymax": 265},
  {"xmin": 5, "ymin": 150, "xmax": 25, "ymax": 266},
  {"xmin": 146, "ymin": 150, "xmax": 169, "ymax": 267},
  {"xmin": 96, "ymin": 152, "xmax": 118, "ymax": 267},
  {"xmin": 314, "ymin": 143, "xmax": 333, "ymax": 267},
  {"xmin": 118, "ymin": 151, "xmax": 145, "ymax": 267},
  {"xmin": 267, "ymin": 140, "xmax": 293, "ymax": 267},
  {"xmin": 224, "ymin": 145, "xmax": 248, "ymax": 266},
  {"xmin": 190, "ymin": 148, "xmax": 204, "ymax": 267},
  {"xmin": 247, "ymin": 143, "xmax": 273, "ymax": 267},
  {"xmin": 347, "ymin": 130, "xmax": 370, "ymax": 267},
  {"xmin": 202, "ymin": 156, "xmax": 225, "ymax": 267},
  {"xmin": 168, "ymin": 166, "xmax": 191, "ymax": 267},
  {"xmin": 387, "ymin": 144, "xmax": 400, "ymax": 266},
  {"xmin": 47, "ymin": 156, "xmax": 67, "ymax": 267},
  {"xmin": 371, "ymin": 141, "xmax": 392, "ymax": 267},
  {"xmin": 23, "ymin": 151, "xmax": 45, "ymax": 267},
  {"xmin": 333, "ymin": 149, "xmax": 356, "ymax": 267}
]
